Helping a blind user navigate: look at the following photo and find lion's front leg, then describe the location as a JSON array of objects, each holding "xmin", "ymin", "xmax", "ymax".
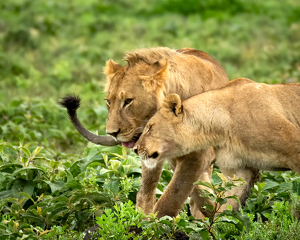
[
  {"xmin": 136, "ymin": 160, "xmax": 164, "ymax": 214},
  {"xmin": 153, "ymin": 150, "xmax": 213, "ymax": 219}
]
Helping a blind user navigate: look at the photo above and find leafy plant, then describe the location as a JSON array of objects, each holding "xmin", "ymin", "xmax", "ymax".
[
  {"xmin": 244, "ymin": 170, "xmax": 300, "ymax": 221},
  {"xmin": 0, "ymin": 141, "xmax": 142, "ymax": 238},
  {"xmin": 191, "ymin": 173, "xmax": 250, "ymax": 239}
]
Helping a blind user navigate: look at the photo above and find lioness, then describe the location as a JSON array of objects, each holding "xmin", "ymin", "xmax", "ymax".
[
  {"xmin": 61, "ymin": 47, "xmax": 231, "ymax": 218},
  {"xmin": 134, "ymin": 78, "xmax": 300, "ymax": 214}
]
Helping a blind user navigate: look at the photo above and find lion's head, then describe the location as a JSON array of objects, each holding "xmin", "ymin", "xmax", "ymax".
[
  {"xmin": 104, "ymin": 50, "xmax": 173, "ymax": 148},
  {"xmin": 104, "ymin": 47, "xmax": 228, "ymax": 148},
  {"xmin": 133, "ymin": 94, "xmax": 191, "ymax": 168}
]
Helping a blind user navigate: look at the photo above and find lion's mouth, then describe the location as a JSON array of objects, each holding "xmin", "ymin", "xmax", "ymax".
[{"xmin": 121, "ymin": 134, "xmax": 141, "ymax": 149}]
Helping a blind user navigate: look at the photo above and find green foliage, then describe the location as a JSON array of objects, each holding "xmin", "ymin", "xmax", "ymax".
[
  {"xmin": 95, "ymin": 201, "xmax": 145, "ymax": 240},
  {"xmin": 0, "ymin": 141, "xmax": 142, "ymax": 239},
  {"xmin": 240, "ymin": 199, "xmax": 300, "ymax": 240},
  {"xmin": 0, "ymin": 98, "xmax": 109, "ymax": 153},
  {"xmin": 244, "ymin": 170, "xmax": 300, "ymax": 221},
  {"xmin": 1, "ymin": 0, "xmax": 300, "ymax": 238},
  {"xmin": 193, "ymin": 173, "xmax": 250, "ymax": 239},
  {"xmin": 1, "ymin": 0, "xmax": 299, "ymax": 103}
]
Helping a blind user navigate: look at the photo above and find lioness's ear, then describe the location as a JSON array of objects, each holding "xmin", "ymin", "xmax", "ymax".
[
  {"xmin": 140, "ymin": 58, "xmax": 169, "ymax": 92},
  {"xmin": 104, "ymin": 59, "xmax": 123, "ymax": 75},
  {"xmin": 162, "ymin": 93, "xmax": 182, "ymax": 117}
]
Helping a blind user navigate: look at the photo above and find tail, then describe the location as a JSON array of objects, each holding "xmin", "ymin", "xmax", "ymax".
[
  {"xmin": 60, "ymin": 95, "xmax": 120, "ymax": 146},
  {"xmin": 60, "ymin": 95, "xmax": 81, "ymax": 117}
]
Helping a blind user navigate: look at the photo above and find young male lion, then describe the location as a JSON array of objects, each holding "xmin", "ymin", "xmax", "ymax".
[
  {"xmin": 134, "ymin": 77, "xmax": 300, "ymax": 214},
  {"xmin": 61, "ymin": 47, "xmax": 233, "ymax": 219}
]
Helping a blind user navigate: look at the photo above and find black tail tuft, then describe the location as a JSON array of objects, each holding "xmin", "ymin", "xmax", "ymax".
[{"xmin": 60, "ymin": 95, "xmax": 81, "ymax": 111}]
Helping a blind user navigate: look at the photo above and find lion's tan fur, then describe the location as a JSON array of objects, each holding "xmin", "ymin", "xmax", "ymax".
[
  {"xmin": 135, "ymin": 78, "xmax": 300, "ymax": 213},
  {"xmin": 103, "ymin": 47, "xmax": 229, "ymax": 218}
]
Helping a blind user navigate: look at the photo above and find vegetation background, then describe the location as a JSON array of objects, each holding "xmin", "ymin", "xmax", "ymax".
[{"xmin": 1, "ymin": 0, "xmax": 300, "ymax": 239}]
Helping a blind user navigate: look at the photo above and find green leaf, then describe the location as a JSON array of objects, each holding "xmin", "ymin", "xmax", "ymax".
[
  {"xmin": 2, "ymin": 142, "xmax": 17, "ymax": 152},
  {"xmin": 50, "ymin": 196, "xmax": 68, "ymax": 204},
  {"xmin": 32, "ymin": 146, "xmax": 43, "ymax": 157},
  {"xmin": 0, "ymin": 164, "xmax": 23, "ymax": 173},
  {"xmin": 200, "ymin": 229, "xmax": 209, "ymax": 240},
  {"xmin": 292, "ymin": 180, "xmax": 300, "ymax": 195},
  {"xmin": 81, "ymin": 155, "xmax": 104, "ymax": 171},
  {"xmin": 64, "ymin": 169, "xmax": 74, "ymax": 183},
  {"xmin": 225, "ymin": 195, "xmax": 241, "ymax": 209},
  {"xmin": 194, "ymin": 181, "xmax": 214, "ymax": 190},
  {"xmin": 220, "ymin": 210, "xmax": 251, "ymax": 231},
  {"xmin": 44, "ymin": 180, "xmax": 66, "ymax": 193},
  {"xmin": 211, "ymin": 173, "xmax": 223, "ymax": 185},
  {"xmin": 48, "ymin": 206, "xmax": 69, "ymax": 220},
  {"xmin": 128, "ymin": 167, "xmax": 142, "ymax": 174},
  {"xmin": 20, "ymin": 147, "xmax": 31, "ymax": 157},
  {"xmin": 276, "ymin": 182, "xmax": 292, "ymax": 193},
  {"xmin": 101, "ymin": 146, "xmax": 123, "ymax": 155},
  {"xmin": 21, "ymin": 213, "xmax": 42, "ymax": 223},
  {"xmin": 176, "ymin": 219, "xmax": 188, "ymax": 228},
  {"xmin": 216, "ymin": 197, "xmax": 228, "ymax": 205},
  {"xmin": 84, "ymin": 147, "xmax": 100, "ymax": 161},
  {"xmin": 158, "ymin": 219, "xmax": 173, "ymax": 228},
  {"xmin": 11, "ymin": 179, "xmax": 34, "ymax": 204},
  {"xmin": 0, "ymin": 190, "xmax": 12, "ymax": 199},
  {"xmin": 122, "ymin": 165, "xmax": 131, "ymax": 175},
  {"xmin": 203, "ymin": 202, "xmax": 214, "ymax": 212},
  {"xmin": 69, "ymin": 159, "xmax": 85, "ymax": 177},
  {"xmin": 12, "ymin": 167, "xmax": 45, "ymax": 177},
  {"xmin": 262, "ymin": 180, "xmax": 279, "ymax": 191},
  {"xmin": 99, "ymin": 168, "xmax": 117, "ymax": 175},
  {"xmin": 19, "ymin": 192, "xmax": 35, "ymax": 203},
  {"xmin": 109, "ymin": 160, "xmax": 121, "ymax": 170},
  {"xmin": 10, "ymin": 100, "xmax": 22, "ymax": 107},
  {"xmin": 65, "ymin": 179, "xmax": 82, "ymax": 190},
  {"xmin": 104, "ymin": 179, "xmax": 120, "ymax": 193}
]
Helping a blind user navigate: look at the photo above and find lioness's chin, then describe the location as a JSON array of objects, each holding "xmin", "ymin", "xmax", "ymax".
[{"xmin": 143, "ymin": 158, "xmax": 159, "ymax": 169}]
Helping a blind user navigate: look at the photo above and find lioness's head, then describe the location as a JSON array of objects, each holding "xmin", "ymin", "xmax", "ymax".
[
  {"xmin": 134, "ymin": 94, "xmax": 190, "ymax": 168},
  {"xmin": 104, "ymin": 53, "xmax": 170, "ymax": 148}
]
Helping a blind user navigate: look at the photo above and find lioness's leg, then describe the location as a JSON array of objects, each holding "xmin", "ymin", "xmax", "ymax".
[
  {"xmin": 153, "ymin": 149, "xmax": 213, "ymax": 218},
  {"xmin": 136, "ymin": 160, "xmax": 164, "ymax": 214},
  {"xmin": 189, "ymin": 165, "xmax": 214, "ymax": 219},
  {"xmin": 218, "ymin": 168, "xmax": 260, "ymax": 213}
]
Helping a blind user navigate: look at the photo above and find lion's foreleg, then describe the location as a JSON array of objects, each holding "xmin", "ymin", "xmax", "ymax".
[{"xmin": 136, "ymin": 160, "xmax": 164, "ymax": 214}]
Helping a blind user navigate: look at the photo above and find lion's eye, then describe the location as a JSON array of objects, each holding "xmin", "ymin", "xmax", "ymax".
[{"xmin": 124, "ymin": 98, "xmax": 133, "ymax": 107}]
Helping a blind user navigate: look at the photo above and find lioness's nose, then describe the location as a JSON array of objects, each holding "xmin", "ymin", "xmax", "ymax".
[{"xmin": 107, "ymin": 129, "xmax": 120, "ymax": 138}]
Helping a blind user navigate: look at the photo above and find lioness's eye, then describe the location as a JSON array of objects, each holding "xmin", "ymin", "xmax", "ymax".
[
  {"xmin": 105, "ymin": 100, "xmax": 110, "ymax": 108},
  {"xmin": 146, "ymin": 125, "xmax": 152, "ymax": 133},
  {"xmin": 124, "ymin": 98, "xmax": 133, "ymax": 107}
]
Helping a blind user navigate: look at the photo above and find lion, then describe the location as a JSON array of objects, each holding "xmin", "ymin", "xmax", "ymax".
[
  {"xmin": 134, "ymin": 77, "xmax": 300, "ymax": 215},
  {"xmin": 61, "ymin": 47, "xmax": 232, "ymax": 219}
]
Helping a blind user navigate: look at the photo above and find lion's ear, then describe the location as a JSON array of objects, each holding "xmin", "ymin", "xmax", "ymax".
[
  {"xmin": 104, "ymin": 59, "xmax": 123, "ymax": 75},
  {"xmin": 162, "ymin": 93, "xmax": 182, "ymax": 117},
  {"xmin": 140, "ymin": 58, "xmax": 169, "ymax": 92}
]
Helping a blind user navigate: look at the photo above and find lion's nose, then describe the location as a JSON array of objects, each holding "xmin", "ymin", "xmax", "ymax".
[{"xmin": 107, "ymin": 129, "xmax": 120, "ymax": 138}]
